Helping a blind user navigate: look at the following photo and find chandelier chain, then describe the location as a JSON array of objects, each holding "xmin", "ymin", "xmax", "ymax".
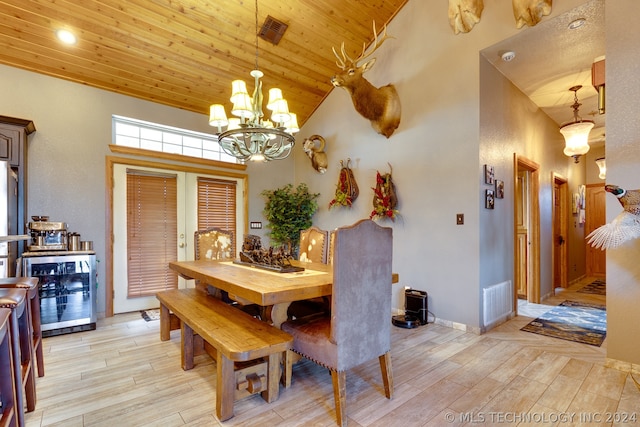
[{"xmin": 254, "ymin": 0, "xmax": 259, "ymax": 71}]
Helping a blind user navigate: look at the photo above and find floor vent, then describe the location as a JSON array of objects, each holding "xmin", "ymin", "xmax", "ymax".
[{"xmin": 483, "ymin": 280, "xmax": 513, "ymax": 327}]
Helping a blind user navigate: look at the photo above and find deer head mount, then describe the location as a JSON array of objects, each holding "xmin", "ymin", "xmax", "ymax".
[{"xmin": 331, "ymin": 22, "xmax": 401, "ymax": 139}]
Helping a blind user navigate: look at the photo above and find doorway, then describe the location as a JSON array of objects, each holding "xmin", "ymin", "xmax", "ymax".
[
  {"xmin": 552, "ymin": 173, "xmax": 569, "ymax": 290},
  {"xmin": 514, "ymin": 154, "xmax": 540, "ymax": 304},
  {"xmin": 105, "ymin": 156, "xmax": 247, "ymax": 316}
]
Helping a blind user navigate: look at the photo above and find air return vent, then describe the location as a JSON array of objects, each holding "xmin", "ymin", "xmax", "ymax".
[{"xmin": 259, "ymin": 16, "xmax": 288, "ymax": 45}]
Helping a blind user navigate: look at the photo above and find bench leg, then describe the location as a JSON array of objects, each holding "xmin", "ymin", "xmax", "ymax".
[
  {"xmin": 283, "ymin": 350, "xmax": 293, "ymax": 388},
  {"xmin": 181, "ymin": 322, "xmax": 194, "ymax": 371},
  {"xmin": 216, "ymin": 354, "xmax": 235, "ymax": 421},
  {"xmin": 159, "ymin": 303, "xmax": 170, "ymax": 341},
  {"xmin": 263, "ymin": 353, "xmax": 281, "ymax": 403}
]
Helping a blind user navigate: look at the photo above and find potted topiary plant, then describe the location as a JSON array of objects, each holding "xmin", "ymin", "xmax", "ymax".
[{"xmin": 261, "ymin": 183, "xmax": 320, "ymax": 256}]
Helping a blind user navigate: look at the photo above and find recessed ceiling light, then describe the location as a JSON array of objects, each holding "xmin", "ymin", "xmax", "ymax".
[
  {"xmin": 568, "ymin": 18, "xmax": 586, "ymax": 30},
  {"xmin": 56, "ymin": 29, "xmax": 77, "ymax": 45}
]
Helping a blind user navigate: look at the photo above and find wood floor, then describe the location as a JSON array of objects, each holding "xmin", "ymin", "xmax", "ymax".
[{"xmin": 25, "ymin": 278, "xmax": 640, "ymax": 426}]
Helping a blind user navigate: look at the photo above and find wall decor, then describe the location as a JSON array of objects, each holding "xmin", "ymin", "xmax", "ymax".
[
  {"xmin": 331, "ymin": 22, "xmax": 401, "ymax": 138},
  {"xmin": 484, "ymin": 164, "xmax": 495, "ymax": 184},
  {"xmin": 329, "ymin": 158, "xmax": 359, "ymax": 209},
  {"xmin": 370, "ymin": 163, "xmax": 399, "ymax": 221},
  {"xmin": 485, "ymin": 189, "xmax": 495, "ymax": 209},
  {"xmin": 448, "ymin": 0, "xmax": 484, "ymax": 35},
  {"xmin": 302, "ymin": 134, "xmax": 328, "ymax": 174},
  {"xmin": 573, "ymin": 193, "xmax": 580, "ymax": 214},
  {"xmin": 496, "ymin": 180, "xmax": 504, "ymax": 199},
  {"xmin": 587, "ymin": 184, "xmax": 640, "ymax": 249}
]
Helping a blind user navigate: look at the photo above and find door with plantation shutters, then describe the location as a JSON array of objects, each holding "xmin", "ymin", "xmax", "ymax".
[{"xmin": 113, "ymin": 164, "xmax": 243, "ymax": 313}]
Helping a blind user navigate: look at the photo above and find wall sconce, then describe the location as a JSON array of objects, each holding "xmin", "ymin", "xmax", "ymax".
[
  {"xmin": 595, "ymin": 157, "xmax": 606, "ymax": 180},
  {"xmin": 560, "ymin": 85, "xmax": 594, "ymax": 163}
]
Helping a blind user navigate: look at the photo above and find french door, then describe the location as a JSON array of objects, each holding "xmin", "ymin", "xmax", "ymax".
[{"xmin": 112, "ymin": 163, "xmax": 243, "ymax": 313}]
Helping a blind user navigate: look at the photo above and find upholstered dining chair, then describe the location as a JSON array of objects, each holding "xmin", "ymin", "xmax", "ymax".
[
  {"xmin": 194, "ymin": 227, "xmax": 234, "ymax": 302},
  {"xmin": 288, "ymin": 226, "xmax": 330, "ymax": 319},
  {"xmin": 282, "ymin": 219, "xmax": 393, "ymax": 426},
  {"xmin": 194, "ymin": 227, "xmax": 261, "ymax": 317},
  {"xmin": 298, "ymin": 226, "xmax": 329, "ymax": 264}
]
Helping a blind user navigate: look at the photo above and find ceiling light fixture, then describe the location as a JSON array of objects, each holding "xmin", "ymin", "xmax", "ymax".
[
  {"xmin": 595, "ymin": 157, "xmax": 606, "ymax": 180},
  {"xmin": 208, "ymin": 0, "xmax": 298, "ymax": 162},
  {"xmin": 56, "ymin": 29, "xmax": 77, "ymax": 45},
  {"xmin": 560, "ymin": 85, "xmax": 594, "ymax": 163}
]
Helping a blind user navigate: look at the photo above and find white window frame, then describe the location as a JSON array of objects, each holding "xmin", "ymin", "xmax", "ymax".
[{"xmin": 112, "ymin": 115, "xmax": 238, "ymax": 164}]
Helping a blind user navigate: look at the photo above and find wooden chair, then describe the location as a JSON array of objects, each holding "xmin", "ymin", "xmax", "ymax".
[
  {"xmin": 195, "ymin": 227, "xmax": 261, "ymax": 317},
  {"xmin": 0, "ymin": 277, "xmax": 44, "ymax": 378},
  {"xmin": 282, "ymin": 219, "xmax": 394, "ymax": 426},
  {"xmin": 288, "ymin": 226, "xmax": 330, "ymax": 320},
  {"xmin": 194, "ymin": 227, "xmax": 234, "ymax": 301},
  {"xmin": 0, "ymin": 307, "xmax": 17, "ymax": 427},
  {"xmin": 298, "ymin": 226, "xmax": 328, "ymax": 264},
  {"xmin": 0, "ymin": 288, "xmax": 36, "ymax": 427}
]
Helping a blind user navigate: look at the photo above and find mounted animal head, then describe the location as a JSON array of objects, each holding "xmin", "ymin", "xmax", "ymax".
[
  {"xmin": 331, "ymin": 22, "xmax": 401, "ymax": 138},
  {"xmin": 302, "ymin": 135, "xmax": 328, "ymax": 174}
]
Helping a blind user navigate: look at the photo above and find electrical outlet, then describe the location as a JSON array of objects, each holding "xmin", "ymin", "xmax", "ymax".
[{"xmin": 456, "ymin": 213, "xmax": 464, "ymax": 225}]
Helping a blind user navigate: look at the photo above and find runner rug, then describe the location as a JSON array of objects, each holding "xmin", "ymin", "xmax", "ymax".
[
  {"xmin": 521, "ymin": 300, "xmax": 606, "ymax": 346},
  {"xmin": 577, "ymin": 279, "xmax": 606, "ymax": 295}
]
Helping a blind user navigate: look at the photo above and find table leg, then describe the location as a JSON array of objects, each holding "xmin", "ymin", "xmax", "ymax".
[{"xmin": 265, "ymin": 302, "xmax": 290, "ymax": 328}]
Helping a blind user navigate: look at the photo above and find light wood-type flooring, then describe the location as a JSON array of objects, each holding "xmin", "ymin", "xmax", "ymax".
[{"xmin": 25, "ymin": 278, "xmax": 640, "ymax": 426}]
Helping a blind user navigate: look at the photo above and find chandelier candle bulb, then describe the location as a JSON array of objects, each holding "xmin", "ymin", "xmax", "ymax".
[{"xmin": 210, "ymin": 0, "xmax": 297, "ymax": 162}]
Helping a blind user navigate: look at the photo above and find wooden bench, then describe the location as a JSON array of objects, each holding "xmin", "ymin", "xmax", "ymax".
[{"xmin": 156, "ymin": 288, "xmax": 293, "ymax": 421}]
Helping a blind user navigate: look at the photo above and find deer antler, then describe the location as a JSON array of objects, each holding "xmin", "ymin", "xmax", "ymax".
[{"xmin": 332, "ymin": 21, "xmax": 393, "ymax": 69}]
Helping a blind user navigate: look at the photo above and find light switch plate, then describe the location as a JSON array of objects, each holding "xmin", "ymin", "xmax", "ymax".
[{"xmin": 456, "ymin": 214, "xmax": 464, "ymax": 225}]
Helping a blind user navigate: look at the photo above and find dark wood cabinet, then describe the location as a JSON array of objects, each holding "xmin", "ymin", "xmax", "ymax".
[{"xmin": 0, "ymin": 116, "xmax": 36, "ymax": 275}]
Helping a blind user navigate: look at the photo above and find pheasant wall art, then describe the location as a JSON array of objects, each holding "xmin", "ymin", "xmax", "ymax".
[{"xmin": 587, "ymin": 184, "xmax": 640, "ymax": 250}]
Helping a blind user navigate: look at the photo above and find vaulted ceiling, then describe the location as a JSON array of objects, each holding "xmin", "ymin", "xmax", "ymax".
[
  {"xmin": 0, "ymin": 0, "xmax": 408, "ymax": 127},
  {"xmin": 1, "ymin": 0, "xmax": 604, "ymax": 138}
]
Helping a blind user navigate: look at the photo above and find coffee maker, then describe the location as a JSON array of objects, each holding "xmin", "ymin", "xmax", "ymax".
[{"xmin": 27, "ymin": 218, "xmax": 68, "ymax": 251}]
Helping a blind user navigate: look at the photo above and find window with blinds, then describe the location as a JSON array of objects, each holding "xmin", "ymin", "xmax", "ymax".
[
  {"xmin": 197, "ymin": 177, "xmax": 237, "ymax": 256},
  {"xmin": 126, "ymin": 171, "xmax": 178, "ymax": 297}
]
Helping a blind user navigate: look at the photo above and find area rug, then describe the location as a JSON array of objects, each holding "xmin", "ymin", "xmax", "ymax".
[
  {"xmin": 577, "ymin": 279, "xmax": 606, "ymax": 295},
  {"xmin": 521, "ymin": 300, "xmax": 606, "ymax": 346},
  {"xmin": 141, "ymin": 309, "xmax": 160, "ymax": 322}
]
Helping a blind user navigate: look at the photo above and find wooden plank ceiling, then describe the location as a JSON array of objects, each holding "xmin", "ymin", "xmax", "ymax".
[{"xmin": 0, "ymin": 0, "xmax": 409, "ymax": 127}]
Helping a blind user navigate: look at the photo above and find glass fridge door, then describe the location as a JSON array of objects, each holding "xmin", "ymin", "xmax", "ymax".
[{"xmin": 23, "ymin": 253, "xmax": 97, "ymax": 336}]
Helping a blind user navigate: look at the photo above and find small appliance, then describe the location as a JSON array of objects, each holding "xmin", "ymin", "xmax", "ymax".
[
  {"xmin": 27, "ymin": 219, "xmax": 68, "ymax": 251},
  {"xmin": 392, "ymin": 288, "xmax": 428, "ymax": 329}
]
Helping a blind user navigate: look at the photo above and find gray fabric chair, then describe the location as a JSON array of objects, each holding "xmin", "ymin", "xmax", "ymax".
[{"xmin": 282, "ymin": 219, "xmax": 393, "ymax": 426}]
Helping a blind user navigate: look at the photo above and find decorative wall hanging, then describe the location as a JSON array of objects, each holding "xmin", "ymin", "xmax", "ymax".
[
  {"xmin": 496, "ymin": 180, "xmax": 504, "ymax": 199},
  {"xmin": 331, "ymin": 22, "xmax": 401, "ymax": 138},
  {"xmin": 484, "ymin": 164, "xmax": 495, "ymax": 185},
  {"xmin": 513, "ymin": 0, "xmax": 552, "ymax": 29},
  {"xmin": 302, "ymin": 134, "xmax": 328, "ymax": 174},
  {"xmin": 587, "ymin": 185, "xmax": 640, "ymax": 250},
  {"xmin": 448, "ymin": 0, "xmax": 484, "ymax": 34},
  {"xmin": 485, "ymin": 189, "xmax": 495, "ymax": 209},
  {"xmin": 329, "ymin": 159, "xmax": 359, "ymax": 209},
  {"xmin": 370, "ymin": 164, "xmax": 399, "ymax": 221}
]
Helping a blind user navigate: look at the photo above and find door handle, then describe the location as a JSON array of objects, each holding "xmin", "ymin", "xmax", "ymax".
[
  {"xmin": 558, "ymin": 235, "xmax": 565, "ymax": 245},
  {"xmin": 179, "ymin": 242, "xmax": 185, "ymax": 248}
]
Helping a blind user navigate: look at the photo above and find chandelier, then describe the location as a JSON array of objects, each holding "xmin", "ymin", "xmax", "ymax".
[
  {"xmin": 560, "ymin": 85, "xmax": 594, "ymax": 163},
  {"xmin": 208, "ymin": 0, "xmax": 298, "ymax": 162}
]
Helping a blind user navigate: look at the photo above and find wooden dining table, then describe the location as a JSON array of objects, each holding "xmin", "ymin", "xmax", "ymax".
[{"xmin": 169, "ymin": 259, "xmax": 398, "ymax": 327}]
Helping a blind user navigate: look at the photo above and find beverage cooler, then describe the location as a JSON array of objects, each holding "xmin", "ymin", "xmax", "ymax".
[{"xmin": 22, "ymin": 253, "xmax": 97, "ymax": 337}]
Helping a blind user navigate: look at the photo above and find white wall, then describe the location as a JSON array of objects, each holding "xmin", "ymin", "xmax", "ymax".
[{"xmin": 294, "ymin": 0, "xmax": 586, "ymax": 330}]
